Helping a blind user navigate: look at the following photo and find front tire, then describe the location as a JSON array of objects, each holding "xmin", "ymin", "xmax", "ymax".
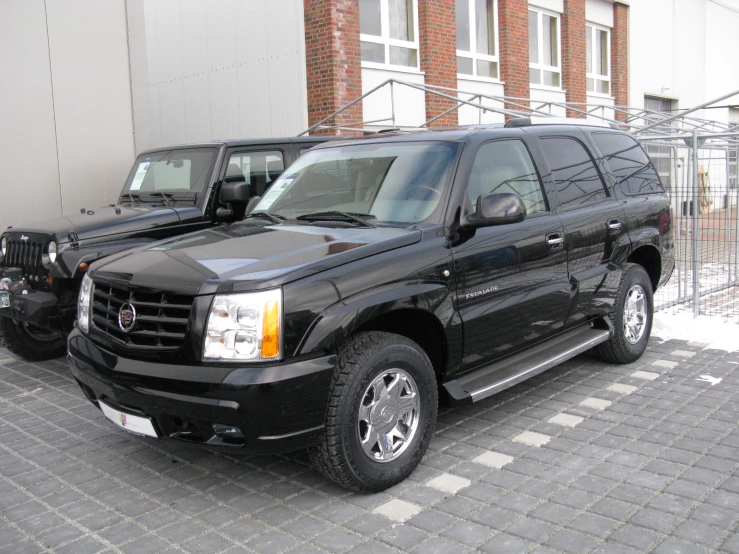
[
  {"xmin": 595, "ymin": 263, "xmax": 653, "ymax": 364},
  {"xmin": 309, "ymin": 331, "xmax": 438, "ymax": 493},
  {"xmin": 0, "ymin": 318, "xmax": 66, "ymax": 361}
]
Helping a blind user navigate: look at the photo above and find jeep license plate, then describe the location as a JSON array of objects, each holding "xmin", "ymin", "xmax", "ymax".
[
  {"xmin": 99, "ymin": 401, "xmax": 159, "ymax": 438},
  {"xmin": 0, "ymin": 291, "xmax": 9, "ymax": 309}
]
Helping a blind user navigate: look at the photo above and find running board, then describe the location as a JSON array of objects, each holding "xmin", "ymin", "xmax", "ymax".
[{"xmin": 443, "ymin": 325, "xmax": 610, "ymax": 405}]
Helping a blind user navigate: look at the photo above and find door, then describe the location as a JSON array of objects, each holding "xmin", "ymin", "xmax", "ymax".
[
  {"xmin": 451, "ymin": 138, "xmax": 571, "ymax": 371},
  {"xmin": 537, "ymin": 134, "xmax": 629, "ymax": 327}
]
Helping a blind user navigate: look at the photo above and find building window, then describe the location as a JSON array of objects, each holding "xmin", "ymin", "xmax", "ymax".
[
  {"xmin": 643, "ymin": 96, "xmax": 676, "ymax": 184},
  {"xmin": 529, "ymin": 8, "xmax": 561, "ymax": 88},
  {"xmin": 729, "ymin": 149, "xmax": 737, "ymax": 189},
  {"xmin": 456, "ymin": 0, "xmax": 499, "ymax": 79},
  {"xmin": 360, "ymin": 0, "xmax": 419, "ymax": 69},
  {"xmin": 586, "ymin": 24, "xmax": 610, "ymax": 95}
]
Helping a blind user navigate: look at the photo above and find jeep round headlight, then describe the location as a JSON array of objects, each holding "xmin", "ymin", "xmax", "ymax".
[
  {"xmin": 0, "ymin": 236, "xmax": 6, "ymax": 259},
  {"xmin": 42, "ymin": 241, "xmax": 58, "ymax": 268},
  {"xmin": 203, "ymin": 288, "xmax": 282, "ymax": 361},
  {"xmin": 77, "ymin": 273, "xmax": 94, "ymax": 333}
]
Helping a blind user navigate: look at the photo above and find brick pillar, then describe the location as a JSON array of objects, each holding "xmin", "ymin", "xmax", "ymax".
[
  {"xmin": 612, "ymin": 2, "xmax": 629, "ymax": 120},
  {"xmin": 561, "ymin": 0, "xmax": 586, "ymax": 117},
  {"xmin": 304, "ymin": 0, "xmax": 362, "ymax": 135},
  {"xmin": 498, "ymin": 0, "xmax": 530, "ymax": 115},
  {"xmin": 418, "ymin": 0, "xmax": 458, "ymax": 126}
]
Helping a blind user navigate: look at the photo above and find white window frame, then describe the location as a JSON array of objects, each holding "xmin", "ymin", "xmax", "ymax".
[
  {"xmin": 528, "ymin": 7, "xmax": 562, "ymax": 90},
  {"xmin": 360, "ymin": 0, "xmax": 421, "ymax": 71},
  {"xmin": 586, "ymin": 23, "xmax": 611, "ymax": 97},
  {"xmin": 456, "ymin": 0, "xmax": 500, "ymax": 82}
]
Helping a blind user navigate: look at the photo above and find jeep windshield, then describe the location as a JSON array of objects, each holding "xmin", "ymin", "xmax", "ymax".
[
  {"xmin": 253, "ymin": 141, "xmax": 459, "ymax": 225},
  {"xmin": 119, "ymin": 148, "xmax": 218, "ymax": 204}
]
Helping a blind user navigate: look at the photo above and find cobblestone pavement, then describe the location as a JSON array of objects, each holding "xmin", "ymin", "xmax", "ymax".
[{"xmin": 1, "ymin": 336, "xmax": 738, "ymax": 554}]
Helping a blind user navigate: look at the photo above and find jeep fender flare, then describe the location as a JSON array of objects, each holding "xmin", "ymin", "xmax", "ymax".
[{"xmin": 295, "ymin": 281, "xmax": 457, "ymax": 359}]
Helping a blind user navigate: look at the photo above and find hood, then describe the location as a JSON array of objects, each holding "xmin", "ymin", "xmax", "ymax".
[
  {"xmin": 92, "ymin": 223, "xmax": 422, "ymax": 295},
  {"xmin": 6, "ymin": 205, "xmax": 180, "ymax": 244}
]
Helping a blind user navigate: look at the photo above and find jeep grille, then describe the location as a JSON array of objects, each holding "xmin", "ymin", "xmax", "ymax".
[
  {"xmin": 2, "ymin": 236, "xmax": 49, "ymax": 281},
  {"xmin": 91, "ymin": 281, "xmax": 194, "ymax": 351}
]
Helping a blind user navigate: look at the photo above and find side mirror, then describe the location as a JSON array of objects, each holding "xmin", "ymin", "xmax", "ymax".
[
  {"xmin": 217, "ymin": 181, "xmax": 251, "ymax": 219},
  {"xmin": 464, "ymin": 192, "xmax": 526, "ymax": 228}
]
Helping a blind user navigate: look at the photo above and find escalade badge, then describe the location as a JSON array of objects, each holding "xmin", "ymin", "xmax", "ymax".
[{"xmin": 118, "ymin": 303, "xmax": 136, "ymax": 332}]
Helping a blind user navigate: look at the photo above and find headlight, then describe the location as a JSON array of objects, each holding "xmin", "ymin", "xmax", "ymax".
[
  {"xmin": 0, "ymin": 236, "xmax": 6, "ymax": 260},
  {"xmin": 42, "ymin": 241, "xmax": 57, "ymax": 268},
  {"xmin": 77, "ymin": 274, "xmax": 94, "ymax": 333},
  {"xmin": 203, "ymin": 288, "xmax": 282, "ymax": 361}
]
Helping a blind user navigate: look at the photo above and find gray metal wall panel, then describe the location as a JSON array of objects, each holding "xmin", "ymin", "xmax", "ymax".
[
  {"xmin": 45, "ymin": 0, "xmax": 135, "ymax": 213},
  {"xmin": 139, "ymin": 0, "xmax": 308, "ymax": 148},
  {"xmin": 0, "ymin": 0, "xmax": 62, "ymax": 230}
]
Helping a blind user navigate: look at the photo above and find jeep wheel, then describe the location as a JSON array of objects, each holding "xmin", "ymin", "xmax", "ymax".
[
  {"xmin": 0, "ymin": 318, "xmax": 66, "ymax": 361},
  {"xmin": 595, "ymin": 263, "xmax": 653, "ymax": 364},
  {"xmin": 309, "ymin": 331, "xmax": 438, "ymax": 493}
]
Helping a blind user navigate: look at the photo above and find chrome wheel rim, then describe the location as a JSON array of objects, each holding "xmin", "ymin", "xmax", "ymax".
[
  {"xmin": 357, "ymin": 368, "xmax": 420, "ymax": 463},
  {"xmin": 623, "ymin": 284, "xmax": 647, "ymax": 344}
]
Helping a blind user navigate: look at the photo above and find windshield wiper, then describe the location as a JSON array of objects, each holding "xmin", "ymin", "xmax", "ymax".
[
  {"xmin": 120, "ymin": 193, "xmax": 142, "ymax": 205},
  {"xmin": 296, "ymin": 211, "xmax": 377, "ymax": 227},
  {"xmin": 148, "ymin": 192, "xmax": 175, "ymax": 206},
  {"xmin": 244, "ymin": 211, "xmax": 286, "ymax": 224}
]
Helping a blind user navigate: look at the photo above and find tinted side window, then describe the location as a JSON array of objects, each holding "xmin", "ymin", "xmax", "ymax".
[
  {"xmin": 466, "ymin": 139, "xmax": 547, "ymax": 215},
  {"xmin": 226, "ymin": 150, "xmax": 285, "ymax": 197},
  {"xmin": 539, "ymin": 137, "xmax": 608, "ymax": 210},
  {"xmin": 592, "ymin": 132, "xmax": 665, "ymax": 195}
]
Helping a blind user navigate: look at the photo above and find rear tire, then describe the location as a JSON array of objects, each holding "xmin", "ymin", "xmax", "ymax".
[
  {"xmin": 0, "ymin": 318, "xmax": 66, "ymax": 361},
  {"xmin": 309, "ymin": 331, "xmax": 438, "ymax": 493},
  {"xmin": 595, "ymin": 263, "xmax": 653, "ymax": 364}
]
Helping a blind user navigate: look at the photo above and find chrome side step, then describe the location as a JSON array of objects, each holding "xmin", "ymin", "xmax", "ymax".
[{"xmin": 443, "ymin": 325, "xmax": 610, "ymax": 405}]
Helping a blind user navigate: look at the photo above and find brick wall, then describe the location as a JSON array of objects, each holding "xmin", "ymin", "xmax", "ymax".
[
  {"xmin": 562, "ymin": 0, "xmax": 586, "ymax": 117},
  {"xmin": 418, "ymin": 0, "xmax": 458, "ymax": 126},
  {"xmin": 612, "ymin": 2, "xmax": 629, "ymax": 120},
  {"xmin": 304, "ymin": 0, "xmax": 362, "ymax": 135},
  {"xmin": 498, "ymin": 0, "xmax": 530, "ymax": 114}
]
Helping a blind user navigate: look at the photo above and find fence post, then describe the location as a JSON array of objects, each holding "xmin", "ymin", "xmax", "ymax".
[
  {"xmin": 728, "ymin": 147, "xmax": 732, "ymax": 284},
  {"xmin": 692, "ymin": 131, "xmax": 701, "ymax": 318}
]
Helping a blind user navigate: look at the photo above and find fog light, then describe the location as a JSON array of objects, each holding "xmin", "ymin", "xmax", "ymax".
[{"xmin": 212, "ymin": 423, "xmax": 243, "ymax": 438}]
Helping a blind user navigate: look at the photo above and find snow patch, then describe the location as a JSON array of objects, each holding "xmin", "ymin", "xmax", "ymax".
[{"xmin": 652, "ymin": 312, "xmax": 739, "ymax": 352}]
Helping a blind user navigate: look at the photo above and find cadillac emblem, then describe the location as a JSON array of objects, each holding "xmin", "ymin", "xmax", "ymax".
[{"xmin": 118, "ymin": 303, "xmax": 136, "ymax": 332}]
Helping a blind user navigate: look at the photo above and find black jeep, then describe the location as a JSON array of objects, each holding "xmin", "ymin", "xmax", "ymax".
[
  {"xmin": 68, "ymin": 121, "xmax": 674, "ymax": 492},
  {"xmin": 0, "ymin": 137, "xmax": 332, "ymax": 360}
]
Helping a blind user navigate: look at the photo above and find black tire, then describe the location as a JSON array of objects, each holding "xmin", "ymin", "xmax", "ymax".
[
  {"xmin": 309, "ymin": 331, "xmax": 438, "ymax": 493},
  {"xmin": 0, "ymin": 318, "xmax": 66, "ymax": 361},
  {"xmin": 595, "ymin": 263, "xmax": 653, "ymax": 364}
]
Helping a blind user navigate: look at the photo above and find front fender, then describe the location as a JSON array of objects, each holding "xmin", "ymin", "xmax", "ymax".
[
  {"xmin": 51, "ymin": 238, "xmax": 158, "ymax": 279},
  {"xmin": 296, "ymin": 281, "xmax": 455, "ymax": 357}
]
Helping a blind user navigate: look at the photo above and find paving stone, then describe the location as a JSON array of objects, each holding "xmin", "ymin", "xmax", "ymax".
[
  {"xmin": 472, "ymin": 451, "xmax": 514, "ymax": 469},
  {"xmin": 512, "ymin": 431, "xmax": 551, "ymax": 447},
  {"xmin": 425, "ymin": 473, "xmax": 471, "ymax": 494},
  {"xmin": 631, "ymin": 370, "xmax": 660, "ymax": 380},
  {"xmin": 654, "ymin": 537, "xmax": 710, "ymax": 554},
  {"xmin": 580, "ymin": 398, "xmax": 613, "ymax": 410},
  {"xmin": 607, "ymin": 384, "xmax": 639, "ymax": 394},
  {"xmin": 671, "ymin": 350, "xmax": 696, "ymax": 357},
  {"xmin": 548, "ymin": 413, "xmax": 585, "ymax": 427},
  {"xmin": 372, "ymin": 499, "xmax": 423, "ymax": 523},
  {"xmin": 652, "ymin": 360, "xmax": 679, "ymax": 369}
]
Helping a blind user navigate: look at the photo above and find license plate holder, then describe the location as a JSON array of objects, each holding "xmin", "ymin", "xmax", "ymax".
[
  {"xmin": 0, "ymin": 291, "xmax": 9, "ymax": 309},
  {"xmin": 99, "ymin": 401, "xmax": 159, "ymax": 438}
]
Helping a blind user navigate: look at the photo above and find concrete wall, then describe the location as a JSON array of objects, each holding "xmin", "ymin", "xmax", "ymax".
[{"xmin": 0, "ymin": 0, "xmax": 135, "ymax": 230}]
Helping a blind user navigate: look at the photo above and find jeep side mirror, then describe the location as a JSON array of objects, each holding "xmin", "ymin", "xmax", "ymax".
[
  {"xmin": 464, "ymin": 192, "xmax": 526, "ymax": 228},
  {"xmin": 217, "ymin": 181, "xmax": 251, "ymax": 219}
]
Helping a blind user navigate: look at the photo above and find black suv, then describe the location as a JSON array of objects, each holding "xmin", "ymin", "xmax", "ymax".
[
  {"xmin": 68, "ymin": 122, "xmax": 674, "ymax": 492},
  {"xmin": 0, "ymin": 137, "xmax": 332, "ymax": 360}
]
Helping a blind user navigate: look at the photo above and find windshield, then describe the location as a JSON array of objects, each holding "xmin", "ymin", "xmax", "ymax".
[
  {"xmin": 120, "ymin": 148, "xmax": 218, "ymax": 202},
  {"xmin": 254, "ymin": 141, "xmax": 459, "ymax": 224}
]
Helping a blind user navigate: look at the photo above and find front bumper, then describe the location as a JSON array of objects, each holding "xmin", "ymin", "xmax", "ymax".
[
  {"xmin": 68, "ymin": 329, "xmax": 336, "ymax": 454},
  {"xmin": 0, "ymin": 290, "xmax": 58, "ymax": 327}
]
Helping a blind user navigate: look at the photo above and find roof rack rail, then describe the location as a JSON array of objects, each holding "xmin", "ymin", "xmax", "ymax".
[{"xmin": 504, "ymin": 117, "xmax": 619, "ymax": 129}]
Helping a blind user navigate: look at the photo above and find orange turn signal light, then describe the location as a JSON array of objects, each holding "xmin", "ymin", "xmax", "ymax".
[
  {"xmin": 261, "ymin": 300, "xmax": 280, "ymax": 358},
  {"xmin": 47, "ymin": 276, "xmax": 54, "ymax": 284},
  {"xmin": 78, "ymin": 263, "xmax": 88, "ymax": 272}
]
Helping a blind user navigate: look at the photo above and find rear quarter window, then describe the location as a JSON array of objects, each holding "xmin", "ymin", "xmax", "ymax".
[{"xmin": 592, "ymin": 132, "xmax": 665, "ymax": 195}]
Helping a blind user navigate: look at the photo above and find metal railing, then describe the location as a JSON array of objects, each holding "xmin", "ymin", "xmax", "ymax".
[{"xmin": 301, "ymin": 80, "xmax": 739, "ymax": 320}]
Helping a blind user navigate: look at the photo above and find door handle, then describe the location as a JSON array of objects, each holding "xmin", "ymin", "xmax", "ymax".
[
  {"xmin": 608, "ymin": 220, "xmax": 622, "ymax": 232},
  {"xmin": 546, "ymin": 234, "xmax": 564, "ymax": 248}
]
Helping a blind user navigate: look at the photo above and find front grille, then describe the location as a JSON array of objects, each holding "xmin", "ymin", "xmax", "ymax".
[
  {"xmin": 91, "ymin": 282, "xmax": 194, "ymax": 351},
  {"xmin": 2, "ymin": 238, "xmax": 48, "ymax": 280}
]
